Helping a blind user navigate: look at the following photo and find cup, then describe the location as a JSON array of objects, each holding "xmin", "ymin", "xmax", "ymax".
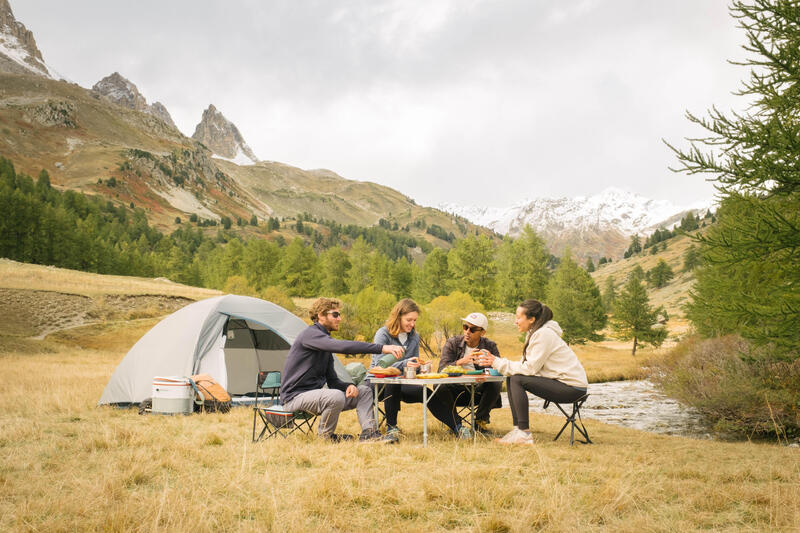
[
  {"xmin": 420, "ymin": 362, "xmax": 432, "ymax": 374},
  {"xmin": 405, "ymin": 365, "xmax": 416, "ymax": 379}
]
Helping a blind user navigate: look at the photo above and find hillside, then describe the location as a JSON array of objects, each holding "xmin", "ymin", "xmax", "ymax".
[
  {"xmin": 0, "ymin": 72, "xmax": 494, "ymax": 247},
  {"xmin": 590, "ymin": 229, "xmax": 702, "ymax": 317}
]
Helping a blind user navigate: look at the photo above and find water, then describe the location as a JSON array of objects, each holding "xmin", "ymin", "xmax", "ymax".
[{"xmin": 502, "ymin": 379, "xmax": 713, "ymax": 439}]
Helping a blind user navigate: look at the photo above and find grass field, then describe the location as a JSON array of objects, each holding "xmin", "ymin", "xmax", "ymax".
[
  {"xmin": 2, "ymin": 260, "xmax": 798, "ymax": 531},
  {"xmin": 2, "ymin": 342, "xmax": 798, "ymax": 532}
]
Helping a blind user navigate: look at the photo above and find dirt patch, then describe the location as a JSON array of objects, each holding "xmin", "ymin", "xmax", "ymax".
[
  {"xmin": 0, "ymin": 289, "xmax": 93, "ymax": 338},
  {"xmin": 0, "ymin": 289, "xmax": 194, "ymax": 339}
]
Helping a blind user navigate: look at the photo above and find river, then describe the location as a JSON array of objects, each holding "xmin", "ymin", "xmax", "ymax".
[{"xmin": 502, "ymin": 379, "xmax": 713, "ymax": 439}]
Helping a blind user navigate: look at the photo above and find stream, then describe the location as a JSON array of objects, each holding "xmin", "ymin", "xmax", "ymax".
[{"xmin": 502, "ymin": 379, "xmax": 713, "ymax": 439}]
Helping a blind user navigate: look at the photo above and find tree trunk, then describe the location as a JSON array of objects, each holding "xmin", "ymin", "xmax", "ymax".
[{"xmin": 632, "ymin": 336, "xmax": 638, "ymax": 356}]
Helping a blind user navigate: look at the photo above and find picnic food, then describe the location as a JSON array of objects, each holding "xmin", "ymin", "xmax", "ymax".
[
  {"xmin": 441, "ymin": 365, "xmax": 466, "ymax": 374},
  {"xmin": 416, "ymin": 373, "xmax": 448, "ymax": 379},
  {"xmin": 368, "ymin": 366, "xmax": 401, "ymax": 377}
]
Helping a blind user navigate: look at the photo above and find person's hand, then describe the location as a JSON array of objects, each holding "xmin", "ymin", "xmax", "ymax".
[
  {"xmin": 345, "ymin": 384, "xmax": 358, "ymax": 398},
  {"xmin": 478, "ymin": 352, "xmax": 495, "ymax": 367},
  {"xmin": 382, "ymin": 345, "xmax": 404, "ymax": 359},
  {"xmin": 455, "ymin": 356, "xmax": 472, "ymax": 366},
  {"xmin": 406, "ymin": 357, "xmax": 420, "ymax": 368}
]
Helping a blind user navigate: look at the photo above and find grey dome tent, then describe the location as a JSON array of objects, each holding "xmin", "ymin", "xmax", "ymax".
[{"xmin": 98, "ymin": 294, "xmax": 352, "ymax": 405}]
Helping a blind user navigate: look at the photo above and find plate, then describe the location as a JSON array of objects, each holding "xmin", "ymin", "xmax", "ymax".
[
  {"xmin": 446, "ymin": 372, "xmax": 465, "ymax": 377},
  {"xmin": 417, "ymin": 373, "xmax": 448, "ymax": 379},
  {"xmin": 465, "ymin": 370, "xmax": 483, "ymax": 375}
]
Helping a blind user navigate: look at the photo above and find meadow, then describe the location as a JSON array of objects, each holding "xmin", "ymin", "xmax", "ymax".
[{"xmin": 1, "ymin": 260, "xmax": 798, "ymax": 531}]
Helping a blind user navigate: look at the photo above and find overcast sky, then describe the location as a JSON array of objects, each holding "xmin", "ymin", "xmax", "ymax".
[{"xmin": 15, "ymin": 1, "xmax": 747, "ymax": 208}]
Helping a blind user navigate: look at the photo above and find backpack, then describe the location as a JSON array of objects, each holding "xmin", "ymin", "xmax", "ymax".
[{"xmin": 190, "ymin": 374, "xmax": 232, "ymax": 413}]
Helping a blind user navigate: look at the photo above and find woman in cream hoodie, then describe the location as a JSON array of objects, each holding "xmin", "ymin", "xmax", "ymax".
[{"xmin": 478, "ymin": 299, "xmax": 588, "ymax": 445}]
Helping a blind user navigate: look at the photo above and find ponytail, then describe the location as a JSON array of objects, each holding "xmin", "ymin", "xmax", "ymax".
[{"xmin": 519, "ymin": 299, "xmax": 553, "ymax": 357}]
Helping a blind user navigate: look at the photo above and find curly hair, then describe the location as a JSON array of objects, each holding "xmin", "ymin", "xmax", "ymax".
[{"xmin": 309, "ymin": 297, "xmax": 342, "ymax": 322}]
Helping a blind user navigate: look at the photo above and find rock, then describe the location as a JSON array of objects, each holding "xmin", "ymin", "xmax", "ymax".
[
  {"xmin": 191, "ymin": 104, "xmax": 259, "ymax": 164},
  {"xmin": 92, "ymin": 72, "xmax": 178, "ymax": 130},
  {"xmin": 0, "ymin": 0, "xmax": 54, "ymax": 78}
]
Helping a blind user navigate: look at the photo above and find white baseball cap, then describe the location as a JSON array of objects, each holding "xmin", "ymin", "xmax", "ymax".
[{"xmin": 461, "ymin": 312, "xmax": 488, "ymax": 330}]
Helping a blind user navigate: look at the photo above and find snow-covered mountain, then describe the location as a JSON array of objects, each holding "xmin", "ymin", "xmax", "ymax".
[
  {"xmin": 0, "ymin": 0, "xmax": 59, "ymax": 79},
  {"xmin": 440, "ymin": 188, "xmax": 713, "ymax": 258},
  {"xmin": 192, "ymin": 104, "xmax": 259, "ymax": 165}
]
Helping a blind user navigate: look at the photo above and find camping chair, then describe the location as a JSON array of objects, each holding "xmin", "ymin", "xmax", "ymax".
[
  {"xmin": 542, "ymin": 394, "xmax": 592, "ymax": 446},
  {"xmin": 252, "ymin": 371, "xmax": 317, "ymax": 441}
]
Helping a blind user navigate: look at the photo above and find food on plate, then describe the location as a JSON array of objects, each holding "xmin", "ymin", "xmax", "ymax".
[
  {"xmin": 368, "ymin": 366, "xmax": 401, "ymax": 377},
  {"xmin": 416, "ymin": 373, "xmax": 448, "ymax": 379},
  {"xmin": 441, "ymin": 365, "xmax": 466, "ymax": 374}
]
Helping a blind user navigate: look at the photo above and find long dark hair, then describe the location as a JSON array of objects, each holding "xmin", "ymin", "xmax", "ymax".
[{"xmin": 519, "ymin": 299, "xmax": 553, "ymax": 356}]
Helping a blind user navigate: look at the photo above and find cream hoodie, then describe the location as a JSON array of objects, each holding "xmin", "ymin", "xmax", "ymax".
[{"xmin": 492, "ymin": 320, "xmax": 588, "ymax": 389}]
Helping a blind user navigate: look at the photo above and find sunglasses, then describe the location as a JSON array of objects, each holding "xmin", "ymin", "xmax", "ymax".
[
  {"xmin": 327, "ymin": 311, "xmax": 341, "ymax": 318},
  {"xmin": 463, "ymin": 324, "xmax": 482, "ymax": 333}
]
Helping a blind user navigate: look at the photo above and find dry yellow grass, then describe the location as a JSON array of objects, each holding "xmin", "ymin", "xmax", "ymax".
[
  {"xmin": 1, "ymin": 342, "xmax": 798, "ymax": 532},
  {"xmin": 0, "ymin": 258, "xmax": 222, "ymax": 300}
]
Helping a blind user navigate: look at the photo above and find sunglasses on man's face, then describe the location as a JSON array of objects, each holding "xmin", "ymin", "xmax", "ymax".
[
  {"xmin": 463, "ymin": 324, "xmax": 482, "ymax": 333},
  {"xmin": 327, "ymin": 311, "xmax": 341, "ymax": 318}
]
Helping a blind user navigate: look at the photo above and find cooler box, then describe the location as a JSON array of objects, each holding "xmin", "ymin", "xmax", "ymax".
[{"xmin": 152, "ymin": 376, "xmax": 194, "ymax": 415}]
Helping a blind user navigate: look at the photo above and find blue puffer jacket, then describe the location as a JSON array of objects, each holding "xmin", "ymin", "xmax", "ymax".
[{"xmin": 371, "ymin": 326, "xmax": 420, "ymax": 370}]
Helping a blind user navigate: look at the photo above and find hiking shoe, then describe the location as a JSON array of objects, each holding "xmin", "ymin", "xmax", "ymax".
[
  {"xmin": 324, "ymin": 433, "xmax": 354, "ymax": 443},
  {"xmin": 497, "ymin": 429, "xmax": 534, "ymax": 445},
  {"xmin": 475, "ymin": 419, "xmax": 491, "ymax": 434},
  {"xmin": 386, "ymin": 425, "xmax": 402, "ymax": 438},
  {"xmin": 457, "ymin": 424, "xmax": 473, "ymax": 440},
  {"xmin": 359, "ymin": 429, "xmax": 398, "ymax": 444}
]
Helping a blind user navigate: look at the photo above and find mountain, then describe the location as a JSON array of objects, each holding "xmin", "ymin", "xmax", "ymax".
[
  {"xmin": 0, "ymin": 0, "xmax": 56, "ymax": 78},
  {"xmin": 192, "ymin": 105, "xmax": 259, "ymax": 165},
  {"xmin": 92, "ymin": 72, "xmax": 177, "ymax": 130},
  {"xmin": 440, "ymin": 188, "xmax": 713, "ymax": 259}
]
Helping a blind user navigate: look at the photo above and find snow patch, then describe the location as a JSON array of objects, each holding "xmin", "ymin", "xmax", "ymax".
[
  {"xmin": 0, "ymin": 31, "xmax": 55, "ymax": 79},
  {"xmin": 213, "ymin": 146, "xmax": 257, "ymax": 166}
]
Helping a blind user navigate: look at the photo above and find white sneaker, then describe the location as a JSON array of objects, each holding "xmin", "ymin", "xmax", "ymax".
[
  {"xmin": 496, "ymin": 427, "xmax": 523, "ymax": 444},
  {"xmin": 505, "ymin": 430, "xmax": 534, "ymax": 445}
]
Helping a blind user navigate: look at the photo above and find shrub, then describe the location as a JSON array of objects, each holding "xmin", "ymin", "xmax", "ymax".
[
  {"xmin": 652, "ymin": 335, "xmax": 800, "ymax": 439},
  {"xmin": 259, "ymin": 286, "xmax": 296, "ymax": 314}
]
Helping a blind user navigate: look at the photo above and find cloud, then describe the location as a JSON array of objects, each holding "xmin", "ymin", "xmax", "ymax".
[{"xmin": 15, "ymin": 0, "xmax": 745, "ymax": 207}]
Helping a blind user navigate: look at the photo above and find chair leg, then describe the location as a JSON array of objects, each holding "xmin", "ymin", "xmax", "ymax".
[{"xmin": 550, "ymin": 399, "xmax": 591, "ymax": 445}]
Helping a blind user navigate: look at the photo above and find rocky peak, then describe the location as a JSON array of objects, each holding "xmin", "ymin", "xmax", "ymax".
[
  {"xmin": 92, "ymin": 72, "xmax": 177, "ymax": 130},
  {"xmin": 191, "ymin": 104, "xmax": 259, "ymax": 165},
  {"xmin": 0, "ymin": 0, "xmax": 55, "ymax": 78}
]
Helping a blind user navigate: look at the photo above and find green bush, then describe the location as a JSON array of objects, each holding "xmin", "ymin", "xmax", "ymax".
[{"xmin": 652, "ymin": 336, "xmax": 799, "ymax": 439}]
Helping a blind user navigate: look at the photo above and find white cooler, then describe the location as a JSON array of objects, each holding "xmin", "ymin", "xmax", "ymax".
[{"xmin": 152, "ymin": 376, "xmax": 194, "ymax": 415}]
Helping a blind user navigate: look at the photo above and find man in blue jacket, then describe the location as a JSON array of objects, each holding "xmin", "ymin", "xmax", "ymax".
[{"xmin": 281, "ymin": 297, "xmax": 403, "ymax": 442}]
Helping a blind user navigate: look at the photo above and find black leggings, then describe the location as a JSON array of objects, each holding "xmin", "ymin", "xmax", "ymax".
[
  {"xmin": 506, "ymin": 375, "xmax": 587, "ymax": 431},
  {"xmin": 381, "ymin": 383, "xmax": 461, "ymax": 433}
]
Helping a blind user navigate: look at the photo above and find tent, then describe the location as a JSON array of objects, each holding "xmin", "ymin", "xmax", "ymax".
[{"xmin": 98, "ymin": 294, "xmax": 352, "ymax": 405}]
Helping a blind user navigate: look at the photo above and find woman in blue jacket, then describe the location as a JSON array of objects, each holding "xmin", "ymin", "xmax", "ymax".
[{"xmin": 372, "ymin": 299, "xmax": 468, "ymax": 438}]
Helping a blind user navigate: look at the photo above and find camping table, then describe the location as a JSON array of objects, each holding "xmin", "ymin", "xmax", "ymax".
[{"xmin": 366, "ymin": 375, "xmax": 505, "ymax": 446}]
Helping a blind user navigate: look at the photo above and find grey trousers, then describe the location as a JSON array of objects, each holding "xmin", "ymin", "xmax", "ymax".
[{"xmin": 282, "ymin": 384, "xmax": 375, "ymax": 436}]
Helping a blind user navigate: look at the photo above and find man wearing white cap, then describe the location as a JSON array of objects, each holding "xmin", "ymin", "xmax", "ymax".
[{"xmin": 438, "ymin": 312, "xmax": 503, "ymax": 433}]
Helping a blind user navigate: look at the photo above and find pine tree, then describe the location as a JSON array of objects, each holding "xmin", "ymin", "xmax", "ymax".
[
  {"xmin": 683, "ymin": 244, "xmax": 701, "ymax": 272},
  {"xmin": 668, "ymin": 0, "xmax": 800, "ymax": 353},
  {"xmin": 318, "ymin": 247, "xmax": 351, "ymax": 296},
  {"xmin": 585, "ymin": 257, "xmax": 595, "ymax": 272},
  {"xmin": 647, "ymin": 259, "xmax": 675, "ymax": 288},
  {"xmin": 544, "ymin": 251, "xmax": 606, "ymax": 344},
  {"xmin": 415, "ymin": 247, "xmax": 450, "ymax": 302},
  {"xmin": 495, "ymin": 226, "xmax": 550, "ymax": 307},
  {"xmin": 602, "ymin": 275, "xmax": 617, "ymax": 313},
  {"xmin": 613, "ymin": 275, "xmax": 668, "ymax": 355},
  {"xmin": 447, "ymin": 235, "xmax": 497, "ymax": 307}
]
